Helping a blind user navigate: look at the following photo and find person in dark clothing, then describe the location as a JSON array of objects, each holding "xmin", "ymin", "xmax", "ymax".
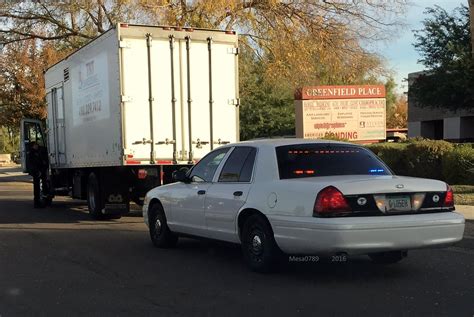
[{"xmin": 27, "ymin": 142, "xmax": 49, "ymax": 208}]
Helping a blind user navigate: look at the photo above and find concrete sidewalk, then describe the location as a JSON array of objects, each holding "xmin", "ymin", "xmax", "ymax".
[{"xmin": 456, "ymin": 205, "xmax": 474, "ymax": 220}]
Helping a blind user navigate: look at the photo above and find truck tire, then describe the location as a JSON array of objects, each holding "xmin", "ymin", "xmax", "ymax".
[
  {"xmin": 39, "ymin": 176, "xmax": 52, "ymax": 207},
  {"xmin": 87, "ymin": 173, "xmax": 104, "ymax": 219}
]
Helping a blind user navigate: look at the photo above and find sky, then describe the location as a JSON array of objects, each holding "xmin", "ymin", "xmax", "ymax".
[{"xmin": 377, "ymin": 0, "xmax": 463, "ymax": 93}]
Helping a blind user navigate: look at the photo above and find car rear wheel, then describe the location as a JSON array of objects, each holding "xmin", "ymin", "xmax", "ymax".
[
  {"xmin": 149, "ymin": 203, "xmax": 178, "ymax": 248},
  {"xmin": 241, "ymin": 214, "xmax": 281, "ymax": 273},
  {"xmin": 368, "ymin": 251, "xmax": 407, "ymax": 264}
]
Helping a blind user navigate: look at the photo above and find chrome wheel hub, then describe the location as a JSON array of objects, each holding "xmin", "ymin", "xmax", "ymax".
[
  {"xmin": 251, "ymin": 234, "xmax": 263, "ymax": 254},
  {"xmin": 154, "ymin": 218, "xmax": 162, "ymax": 236}
]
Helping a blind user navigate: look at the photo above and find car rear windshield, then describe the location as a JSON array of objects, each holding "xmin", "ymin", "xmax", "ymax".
[{"xmin": 275, "ymin": 144, "xmax": 391, "ymax": 179}]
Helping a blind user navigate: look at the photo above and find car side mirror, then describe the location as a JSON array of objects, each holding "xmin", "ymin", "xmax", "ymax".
[{"xmin": 172, "ymin": 168, "xmax": 190, "ymax": 183}]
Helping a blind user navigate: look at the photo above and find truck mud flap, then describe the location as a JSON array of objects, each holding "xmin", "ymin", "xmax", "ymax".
[{"xmin": 103, "ymin": 203, "xmax": 129, "ymax": 215}]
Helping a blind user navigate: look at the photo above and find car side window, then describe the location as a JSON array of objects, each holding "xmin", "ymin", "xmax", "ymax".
[
  {"xmin": 218, "ymin": 147, "xmax": 257, "ymax": 183},
  {"xmin": 188, "ymin": 148, "xmax": 230, "ymax": 182}
]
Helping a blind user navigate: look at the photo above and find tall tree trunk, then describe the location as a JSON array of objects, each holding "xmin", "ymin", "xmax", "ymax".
[{"xmin": 469, "ymin": 0, "xmax": 474, "ymax": 58}]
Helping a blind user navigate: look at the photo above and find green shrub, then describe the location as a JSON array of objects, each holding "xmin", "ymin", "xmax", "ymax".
[
  {"xmin": 367, "ymin": 143, "xmax": 408, "ymax": 174},
  {"xmin": 442, "ymin": 145, "xmax": 474, "ymax": 185},
  {"xmin": 404, "ymin": 140, "xmax": 454, "ymax": 179},
  {"xmin": 368, "ymin": 140, "xmax": 459, "ymax": 181},
  {"xmin": 367, "ymin": 140, "xmax": 474, "ymax": 183}
]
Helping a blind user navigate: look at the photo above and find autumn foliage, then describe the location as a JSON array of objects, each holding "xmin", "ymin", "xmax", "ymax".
[
  {"xmin": 0, "ymin": 0, "xmax": 408, "ymax": 139},
  {"xmin": 0, "ymin": 41, "xmax": 66, "ymax": 128}
]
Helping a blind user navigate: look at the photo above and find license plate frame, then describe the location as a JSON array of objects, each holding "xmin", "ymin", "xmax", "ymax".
[{"xmin": 386, "ymin": 195, "xmax": 412, "ymax": 212}]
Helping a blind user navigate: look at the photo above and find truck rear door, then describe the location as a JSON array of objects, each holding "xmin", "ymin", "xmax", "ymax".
[
  {"xmin": 182, "ymin": 37, "xmax": 239, "ymax": 161},
  {"xmin": 119, "ymin": 27, "xmax": 239, "ymax": 165}
]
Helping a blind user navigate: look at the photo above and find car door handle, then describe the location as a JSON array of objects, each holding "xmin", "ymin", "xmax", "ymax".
[
  {"xmin": 233, "ymin": 191, "xmax": 243, "ymax": 197},
  {"xmin": 197, "ymin": 190, "xmax": 206, "ymax": 195}
]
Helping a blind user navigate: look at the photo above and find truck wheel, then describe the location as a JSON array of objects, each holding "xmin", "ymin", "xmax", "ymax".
[
  {"xmin": 149, "ymin": 203, "xmax": 178, "ymax": 248},
  {"xmin": 369, "ymin": 251, "xmax": 406, "ymax": 264},
  {"xmin": 241, "ymin": 214, "xmax": 281, "ymax": 273},
  {"xmin": 87, "ymin": 173, "xmax": 104, "ymax": 219},
  {"xmin": 39, "ymin": 177, "xmax": 52, "ymax": 207}
]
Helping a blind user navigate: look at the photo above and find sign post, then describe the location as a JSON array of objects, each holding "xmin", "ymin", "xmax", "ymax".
[{"xmin": 295, "ymin": 85, "xmax": 386, "ymax": 142}]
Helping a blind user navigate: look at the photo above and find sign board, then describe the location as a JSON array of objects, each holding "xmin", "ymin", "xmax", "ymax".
[{"xmin": 295, "ymin": 85, "xmax": 386, "ymax": 141}]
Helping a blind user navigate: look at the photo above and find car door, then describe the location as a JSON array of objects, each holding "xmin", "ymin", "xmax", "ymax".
[
  {"xmin": 169, "ymin": 147, "xmax": 230, "ymax": 237},
  {"xmin": 205, "ymin": 146, "xmax": 257, "ymax": 242}
]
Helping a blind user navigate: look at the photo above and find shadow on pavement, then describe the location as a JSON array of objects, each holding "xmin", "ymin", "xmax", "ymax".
[
  {"xmin": 0, "ymin": 195, "xmax": 141, "ymax": 225},
  {"xmin": 0, "ymin": 175, "xmax": 32, "ymax": 183},
  {"xmin": 0, "ymin": 198, "xmax": 95, "ymax": 224},
  {"xmin": 147, "ymin": 237, "xmax": 415, "ymax": 281}
]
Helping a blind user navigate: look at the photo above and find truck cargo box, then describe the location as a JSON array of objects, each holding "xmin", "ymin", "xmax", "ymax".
[{"xmin": 44, "ymin": 24, "xmax": 239, "ymax": 169}]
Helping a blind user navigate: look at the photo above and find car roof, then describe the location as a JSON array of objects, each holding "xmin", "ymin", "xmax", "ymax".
[{"xmin": 226, "ymin": 138, "xmax": 356, "ymax": 149}]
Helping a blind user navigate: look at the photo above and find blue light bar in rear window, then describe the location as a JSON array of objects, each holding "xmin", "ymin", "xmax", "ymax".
[{"xmin": 369, "ymin": 169, "xmax": 385, "ymax": 173}]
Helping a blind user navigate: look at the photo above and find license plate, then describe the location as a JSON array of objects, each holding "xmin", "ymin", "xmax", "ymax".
[{"xmin": 387, "ymin": 196, "xmax": 411, "ymax": 212}]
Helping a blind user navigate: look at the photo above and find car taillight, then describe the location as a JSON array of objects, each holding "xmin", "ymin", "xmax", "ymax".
[
  {"xmin": 314, "ymin": 186, "xmax": 351, "ymax": 216},
  {"xmin": 444, "ymin": 185, "xmax": 454, "ymax": 207}
]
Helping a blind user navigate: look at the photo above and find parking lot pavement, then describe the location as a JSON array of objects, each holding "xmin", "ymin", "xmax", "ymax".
[
  {"xmin": 0, "ymin": 178, "xmax": 473, "ymax": 316},
  {"xmin": 456, "ymin": 205, "xmax": 474, "ymax": 220}
]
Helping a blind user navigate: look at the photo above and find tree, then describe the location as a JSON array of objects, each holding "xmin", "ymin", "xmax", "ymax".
[
  {"xmin": 0, "ymin": 1, "xmax": 408, "ymax": 139},
  {"xmin": 385, "ymin": 77, "xmax": 397, "ymax": 109},
  {"xmin": 386, "ymin": 95, "xmax": 408, "ymax": 129},
  {"xmin": 410, "ymin": 5, "xmax": 474, "ymax": 111},
  {"xmin": 239, "ymin": 48, "xmax": 295, "ymax": 140},
  {"xmin": 469, "ymin": 0, "xmax": 474, "ymax": 55},
  {"xmin": 384, "ymin": 77, "xmax": 407, "ymax": 129},
  {"xmin": 0, "ymin": 126, "xmax": 19, "ymax": 154},
  {"xmin": 0, "ymin": 1, "xmax": 146, "ymax": 48},
  {"xmin": 0, "ymin": 40, "xmax": 64, "ymax": 130},
  {"xmin": 1, "ymin": 1, "xmax": 407, "ymax": 82},
  {"xmin": 143, "ymin": 1, "xmax": 406, "ymax": 90}
]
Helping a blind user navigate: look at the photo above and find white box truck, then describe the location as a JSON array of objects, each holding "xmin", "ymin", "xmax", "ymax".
[{"xmin": 20, "ymin": 24, "xmax": 239, "ymax": 218}]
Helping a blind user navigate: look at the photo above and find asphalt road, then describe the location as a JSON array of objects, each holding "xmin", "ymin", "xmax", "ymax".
[{"xmin": 0, "ymin": 168, "xmax": 473, "ymax": 316}]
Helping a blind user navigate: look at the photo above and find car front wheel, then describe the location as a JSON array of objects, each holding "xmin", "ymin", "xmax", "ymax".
[
  {"xmin": 241, "ymin": 214, "xmax": 281, "ymax": 273},
  {"xmin": 149, "ymin": 203, "xmax": 178, "ymax": 248}
]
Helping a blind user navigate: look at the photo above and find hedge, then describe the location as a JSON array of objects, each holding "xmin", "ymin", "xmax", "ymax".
[
  {"xmin": 367, "ymin": 142, "xmax": 408, "ymax": 174},
  {"xmin": 367, "ymin": 140, "xmax": 474, "ymax": 185},
  {"xmin": 404, "ymin": 140, "xmax": 454, "ymax": 179},
  {"xmin": 442, "ymin": 145, "xmax": 474, "ymax": 185}
]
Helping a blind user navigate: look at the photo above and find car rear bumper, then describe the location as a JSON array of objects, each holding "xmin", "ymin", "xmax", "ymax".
[{"xmin": 268, "ymin": 212, "xmax": 465, "ymax": 255}]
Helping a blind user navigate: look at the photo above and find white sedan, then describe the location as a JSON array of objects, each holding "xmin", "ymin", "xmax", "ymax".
[{"xmin": 143, "ymin": 139, "xmax": 465, "ymax": 272}]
